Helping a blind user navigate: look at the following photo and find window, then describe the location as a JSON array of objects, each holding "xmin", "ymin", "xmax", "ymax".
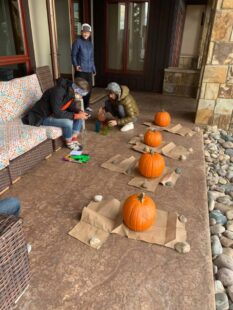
[
  {"xmin": 0, "ymin": 0, "xmax": 30, "ymax": 81},
  {"xmin": 106, "ymin": 0, "xmax": 149, "ymax": 73},
  {"xmin": 70, "ymin": 0, "xmax": 83, "ymax": 40}
]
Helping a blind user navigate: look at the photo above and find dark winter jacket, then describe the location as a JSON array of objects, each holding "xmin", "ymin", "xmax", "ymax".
[
  {"xmin": 71, "ymin": 36, "xmax": 96, "ymax": 73},
  {"xmin": 22, "ymin": 78, "xmax": 75, "ymax": 126}
]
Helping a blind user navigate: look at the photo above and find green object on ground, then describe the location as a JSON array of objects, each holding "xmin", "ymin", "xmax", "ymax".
[
  {"xmin": 100, "ymin": 125, "xmax": 111, "ymax": 136},
  {"xmin": 70, "ymin": 154, "xmax": 90, "ymax": 163}
]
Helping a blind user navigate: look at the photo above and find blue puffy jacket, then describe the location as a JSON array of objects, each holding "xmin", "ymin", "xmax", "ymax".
[{"xmin": 71, "ymin": 36, "xmax": 96, "ymax": 74}]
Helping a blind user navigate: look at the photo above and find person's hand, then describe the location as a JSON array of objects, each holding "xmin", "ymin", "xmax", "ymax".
[
  {"xmin": 74, "ymin": 111, "xmax": 89, "ymax": 120},
  {"xmin": 108, "ymin": 120, "xmax": 117, "ymax": 127},
  {"xmin": 75, "ymin": 93, "xmax": 82, "ymax": 100},
  {"xmin": 76, "ymin": 66, "xmax": 82, "ymax": 72}
]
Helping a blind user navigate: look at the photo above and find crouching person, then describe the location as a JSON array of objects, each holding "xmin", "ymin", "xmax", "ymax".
[
  {"xmin": 98, "ymin": 82, "xmax": 139, "ymax": 132},
  {"xmin": 22, "ymin": 77, "xmax": 89, "ymax": 150}
]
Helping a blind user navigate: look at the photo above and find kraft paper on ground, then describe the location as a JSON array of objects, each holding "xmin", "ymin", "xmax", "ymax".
[
  {"xmin": 101, "ymin": 155, "xmax": 180, "ymax": 192},
  {"xmin": 128, "ymin": 136, "xmax": 190, "ymax": 160},
  {"xmin": 143, "ymin": 122, "xmax": 195, "ymax": 137},
  {"xmin": 69, "ymin": 198, "xmax": 187, "ymax": 250}
]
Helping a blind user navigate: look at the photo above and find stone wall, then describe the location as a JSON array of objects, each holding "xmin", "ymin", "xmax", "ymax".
[
  {"xmin": 163, "ymin": 68, "xmax": 200, "ymax": 97},
  {"xmin": 195, "ymin": 0, "xmax": 233, "ymax": 132}
]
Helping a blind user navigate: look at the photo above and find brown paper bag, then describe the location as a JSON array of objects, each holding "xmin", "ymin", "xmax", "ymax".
[
  {"xmin": 143, "ymin": 122, "xmax": 195, "ymax": 137},
  {"xmin": 128, "ymin": 167, "xmax": 180, "ymax": 192},
  {"xmin": 69, "ymin": 198, "xmax": 187, "ymax": 250},
  {"xmin": 101, "ymin": 154, "xmax": 138, "ymax": 174},
  {"xmin": 129, "ymin": 137, "xmax": 190, "ymax": 160}
]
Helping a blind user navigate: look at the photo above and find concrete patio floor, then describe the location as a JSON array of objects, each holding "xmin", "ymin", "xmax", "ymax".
[{"xmin": 3, "ymin": 92, "xmax": 215, "ymax": 309}]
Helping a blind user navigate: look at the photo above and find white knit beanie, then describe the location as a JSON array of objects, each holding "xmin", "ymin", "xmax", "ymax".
[{"xmin": 106, "ymin": 82, "xmax": 121, "ymax": 99}]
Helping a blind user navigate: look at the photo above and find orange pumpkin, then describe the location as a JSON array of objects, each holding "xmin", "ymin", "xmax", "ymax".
[
  {"xmin": 123, "ymin": 192, "xmax": 157, "ymax": 231},
  {"xmin": 138, "ymin": 151, "xmax": 165, "ymax": 178},
  {"xmin": 98, "ymin": 112, "xmax": 106, "ymax": 122},
  {"xmin": 144, "ymin": 129, "xmax": 162, "ymax": 147},
  {"xmin": 154, "ymin": 111, "xmax": 171, "ymax": 127}
]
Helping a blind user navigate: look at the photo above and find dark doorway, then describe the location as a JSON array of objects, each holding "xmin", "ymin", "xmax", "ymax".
[{"xmin": 94, "ymin": 0, "xmax": 177, "ymax": 92}]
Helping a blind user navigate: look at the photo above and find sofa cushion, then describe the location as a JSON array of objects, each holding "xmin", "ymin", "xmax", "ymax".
[
  {"xmin": 0, "ymin": 74, "xmax": 42, "ymax": 122},
  {"xmin": 41, "ymin": 126, "xmax": 63, "ymax": 139},
  {"xmin": 5, "ymin": 122, "xmax": 47, "ymax": 160},
  {"xmin": 0, "ymin": 146, "xmax": 9, "ymax": 170}
]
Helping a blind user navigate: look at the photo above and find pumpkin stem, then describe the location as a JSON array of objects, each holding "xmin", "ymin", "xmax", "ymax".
[
  {"xmin": 138, "ymin": 192, "xmax": 145, "ymax": 203},
  {"xmin": 150, "ymin": 149, "xmax": 155, "ymax": 156}
]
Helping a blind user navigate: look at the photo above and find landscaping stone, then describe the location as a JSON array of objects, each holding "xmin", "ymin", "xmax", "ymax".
[
  {"xmin": 210, "ymin": 218, "xmax": 217, "ymax": 226},
  {"xmin": 209, "ymin": 198, "xmax": 215, "ymax": 211},
  {"xmin": 205, "ymin": 126, "xmax": 233, "ymax": 304},
  {"xmin": 215, "ymin": 203, "xmax": 232, "ymax": 214},
  {"xmin": 215, "ymin": 280, "xmax": 225, "ymax": 293},
  {"xmin": 227, "ymin": 210, "xmax": 233, "ymax": 220},
  {"xmin": 212, "ymin": 235, "xmax": 223, "ymax": 256},
  {"xmin": 211, "ymin": 224, "xmax": 225, "ymax": 235},
  {"xmin": 228, "ymin": 286, "xmax": 233, "ymax": 303},
  {"xmin": 175, "ymin": 168, "xmax": 182, "ymax": 174},
  {"xmin": 218, "ymin": 268, "xmax": 233, "ymax": 287},
  {"xmin": 210, "ymin": 210, "xmax": 227, "ymax": 225},
  {"xmin": 178, "ymin": 214, "xmax": 187, "ymax": 223},
  {"xmin": 223, "ymin": 142, "xmax": 233, "ymax": 149},
  {"xmin": 223, "ymin": 248, "xmax": 233, "ymax": 259},
  {"xmin": 221, "ymin": 236, "xmax": 233, "ymax": 248},
  {"xmin": 215, "ymin": 292, "xmax": 229, "ymax": 310},
  {"xmin": 227, "ymin": 221, "xmax": 233, "ymax": 232},
  {"xmin": 217, "ymin": 196, "xmax": 233, "ymax": 204},
  {"xmin": 174, "ymin": 242, "xmax": 190, "ymax": 254},
  {"xmin": 219, "ymin": 178, "xmax": 228, "ymax": 185},
  {"xmin": 94, "ymin": 195, "xmax": 103, "ymax": 202},
  {"xmin": 214, "ymin": 254, "xmax": 233, "ymax": 271},
  {"xmin": 223, "ymin": 231, "xmax": 233, "ymax": 240},
  {"xmin": 209, "ymin": 191, "xmax": 226, "ymax": 201}
]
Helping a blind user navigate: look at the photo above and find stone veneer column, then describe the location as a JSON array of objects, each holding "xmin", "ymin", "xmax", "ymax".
[{"xmin": 195, "ymin": 0, "xmax": 233, "ymax": 132}]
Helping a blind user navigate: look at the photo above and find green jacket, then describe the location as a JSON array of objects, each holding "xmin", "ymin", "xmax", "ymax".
[{"xmin": 117, "ymin": 86, "xmax": 139, "ymax": 126}]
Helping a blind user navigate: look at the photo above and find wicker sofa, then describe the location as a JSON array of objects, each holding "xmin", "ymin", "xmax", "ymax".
[{"xmin": 0, "ymin": 67, "xmax": 63, "ymax": 194}]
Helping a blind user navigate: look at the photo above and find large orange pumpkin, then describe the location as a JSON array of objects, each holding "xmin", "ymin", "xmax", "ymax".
[
  {"xmin": 123, "ymin": 192, "xmax": 157, "ymax": 231},
  {"xmin": 138, "ymin": 151, "xmax": 165, "ymax": 178},
  {"xmin": 154, "ymin": 111, "xmax": 171, "ymax": 127},
  {"xmin": 144, "ymin": 129, "xmax": 162, "ymax": 147}
]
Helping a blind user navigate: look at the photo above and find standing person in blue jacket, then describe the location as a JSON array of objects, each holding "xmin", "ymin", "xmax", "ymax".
[{"xmin": 71, "ymin": 23, "xmax": 96, "ymax": 113}]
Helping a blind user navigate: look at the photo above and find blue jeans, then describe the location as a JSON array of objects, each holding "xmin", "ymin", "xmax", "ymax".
[
  {"xmin": 42, "ymin": 117, "xmax": 83, "ymax": 140},
  {"xmin": 0, "ymin": 198, "xmax": 21, "ymax": 217},
  {"xmin": 105, "ymin": 100, "xmax": 126, "ymax": 119}
]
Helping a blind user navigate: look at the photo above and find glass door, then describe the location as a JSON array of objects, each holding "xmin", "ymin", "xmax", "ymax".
[{"xmin": 106, "ymin": 0, "xmax": 149, "ymax": 73}]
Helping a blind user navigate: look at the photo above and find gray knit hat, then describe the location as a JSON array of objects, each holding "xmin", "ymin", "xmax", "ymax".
[{"xmin": 106, "ymin": 82, "xmax": 121, "ymax": 99}]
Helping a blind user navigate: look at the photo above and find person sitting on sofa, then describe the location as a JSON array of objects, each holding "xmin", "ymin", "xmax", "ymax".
[
  {"xmin": 22, "ymin": 77, "xmax": 89, "ymax": 150},
  {"xmin": 98, "ymin": 82, "xmax": 139, "ymax": 132},
  {"xmin": 0, "ymin": 197, "xmax": 21, "ymax": 217}
]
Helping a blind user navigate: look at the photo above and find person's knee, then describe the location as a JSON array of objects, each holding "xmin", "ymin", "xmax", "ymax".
[
  {"xmin": 61, "ymin": 119, "xmax": 73, "ymax": 129},
  {"xmin": 118, "ymin": 105, "xmax": 125, "ymax": 118},
  {"xmin": 0, "ymin": 197, "xmax": 21, "ymax": 216}
]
